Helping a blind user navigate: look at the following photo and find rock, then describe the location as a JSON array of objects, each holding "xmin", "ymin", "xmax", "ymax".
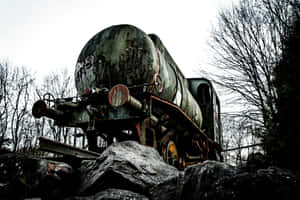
[
  {"xmin": 0, "ymin": 153, "xmax": 79, "ymax": 200},
  {"xmin": 209, "ymin": 167, "xmax": 300, "ymax": 200},
  {"xmin": 77, "ymin": 140, "xmax": 181, "ymax": 200},
  {"xmin": 181, "ymin": 160, "xmax": 300, "ymax": 200},
  {"xmin": 68, "ymin": 188, "xmax": 149, "ymax": 200},
  {"xmin": 1, "ymin": 142, "xmax": 299, "ymax": 200},
  {"xmin": 181, "ymin": 160, "xmax": 236, "ymax": 200},
  {"xmin": 246, "ymin": 152, "xmax": 269, "ymax": 172}
]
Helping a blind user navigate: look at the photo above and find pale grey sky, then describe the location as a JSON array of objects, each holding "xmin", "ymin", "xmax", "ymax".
[{"xmin": 0, "ymin": 0, "xmax": 235, "ymax": 80}]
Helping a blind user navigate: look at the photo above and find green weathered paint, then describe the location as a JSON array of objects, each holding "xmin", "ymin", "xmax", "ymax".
[
  {"xmin": 74, "ymin": 24, "xmax": 203, "ymax": 129},
  {"xmin": 75, "ymin": 25, "xmax": 159, "ymax": 95}
]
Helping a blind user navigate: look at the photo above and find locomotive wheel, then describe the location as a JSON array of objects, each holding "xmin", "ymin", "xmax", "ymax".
[{"xmin": 163, "ymin": 140, "xmax": 178, "ymax": 166}]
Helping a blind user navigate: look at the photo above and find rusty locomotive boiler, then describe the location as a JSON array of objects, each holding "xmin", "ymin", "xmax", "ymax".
[{"xmin": 32, "ymin": 24, "xmax": 222, "ymax": 168}]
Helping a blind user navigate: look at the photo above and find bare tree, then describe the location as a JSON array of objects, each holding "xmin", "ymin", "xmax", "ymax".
[
  {"xmin": 207, "ymin": 0, "xmax": 295, "ymax": 138},
  {"xmin": 222, "ymin": 114, "xmax": 262, "ymax": 165},
  {"xmin": 39, "ymin": 68, "xmax": 74, "ymax": 99},
  {"xmin": 0, "ymin": 61, "xmax": 10, "ymax": 149},
  {"xmin": 9, "ymin": 66, "xmax": 34, "ymax": 151},
  {"xmin": 0, "ymin": 61, "xmax": 35, "ymax": 151}
]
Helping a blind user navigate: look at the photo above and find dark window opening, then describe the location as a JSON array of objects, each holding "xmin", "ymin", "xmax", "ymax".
[{"xmin": 197, "ymin": 84, "xmax": 211, "ymax": 105}]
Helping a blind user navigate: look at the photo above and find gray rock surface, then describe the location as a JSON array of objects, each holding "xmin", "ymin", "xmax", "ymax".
[
  {"xmin": 1, "ymin": 141, "xmax": 299, "ymax": 200},
  {"xmin": 181, "ymin": 160, "xmax": 236, "ymax": 200},
  {"xmin": 78, "ymin": 141, "xmax": 181, "ymax": 200},
  {"xmin": 203, "ymin": 166, "xmax": 299, "ymax": 200},
  {"xmin": 0, "ymin": 153, "xmax": 78, "ymax": 200},
  {"xmin": 68, "ymin": 188, "xmax": 149, "ymax": 200},
  {"xmin": 181, "ymin": 160, "xmax": 300, "ymax": 200}
]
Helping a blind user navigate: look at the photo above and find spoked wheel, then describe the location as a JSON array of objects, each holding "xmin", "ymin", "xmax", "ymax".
[
  {"xmin": 162, "ymin": 140, "xmax": 178, "ymax": 166},
  {"xmin": 42, "ymin": 92, "xmax": 55, "ymax": 108}
]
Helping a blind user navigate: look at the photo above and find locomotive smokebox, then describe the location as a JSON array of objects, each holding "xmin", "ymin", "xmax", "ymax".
[{"xmin": 75, "ymin": 25, "xmax": 160, "ymax": 95}]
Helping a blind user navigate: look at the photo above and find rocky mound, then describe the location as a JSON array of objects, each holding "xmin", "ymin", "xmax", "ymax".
[{"xmin": 0, "ymin": 141, "xmax": 299, "ymax": 200}]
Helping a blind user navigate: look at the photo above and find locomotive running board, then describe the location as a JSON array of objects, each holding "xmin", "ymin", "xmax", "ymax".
[
  {"xmin": 38, "ymin": 137, "xmax": 101, "ymax": 159},
  {"xmin": 150, "ymin": 95, "xmax": 222, "ymax": 151}
]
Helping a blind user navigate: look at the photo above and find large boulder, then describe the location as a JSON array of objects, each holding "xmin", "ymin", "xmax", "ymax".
[
  {"xmin": 181, "ymin": 160, "xmax": 236, "ymax": 200},
  {"xmin": 0, "ymin": 153, "xmax": 79, "ymax": 200},
  {"xmin": 76, "ymin": 141, "xmax": 181, "ymax": 200},
  {"xmin": 246, "ymin": 152, "xmax": 269, "ymax": 172},
  {"xmin": 68, "ymin": 188, "xmax": 149, "ymax": 200},
  {"xmin": 205, "ymin": 167, "xmax": 300, "ymax": 200},
  {"xmin": 180, "ymin": 160, "xmax": 300, "ymax": 200}
]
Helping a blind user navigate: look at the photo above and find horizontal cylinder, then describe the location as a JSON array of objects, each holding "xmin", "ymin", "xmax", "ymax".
[
  {"xmin": 108, "ymin": 84, "xmax": 142, "ymax": 110},
  {"xmin": 32, "ymin": 100, "xmax": 64, "ymax": 120},
  {"xmin": 128, "ymin": 96, "xmax": 143, "ymax": 111}
]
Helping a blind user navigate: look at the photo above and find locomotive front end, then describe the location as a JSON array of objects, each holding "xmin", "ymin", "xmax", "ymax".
[
  {"xmin": 71, "ymin": 25, "xmax": 165, "ymax": 138},
  {"xmin": 75, "ymin": 25, "xmax": 160, "ymax": 96}
]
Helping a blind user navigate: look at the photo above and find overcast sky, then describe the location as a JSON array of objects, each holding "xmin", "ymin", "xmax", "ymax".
[{"xmin": 0, "ymin": 0, "xmax": 236, "ymax": 81}]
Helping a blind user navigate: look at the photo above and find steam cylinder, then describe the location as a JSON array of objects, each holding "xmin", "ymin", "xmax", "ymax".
[{"xmin": 75, "ymin": 24, "xmax": 203, "ymax": 129}]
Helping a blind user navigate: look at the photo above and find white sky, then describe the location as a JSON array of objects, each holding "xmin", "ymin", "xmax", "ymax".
[{"xmin": 0, "ymin": 0, "xmax": 235, "ymax": 80}]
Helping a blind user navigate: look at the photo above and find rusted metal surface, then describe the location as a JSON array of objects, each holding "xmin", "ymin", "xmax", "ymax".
[
  {"xmin": 108, "ymin": 84, "xmax": 142, "ymax": 110},
  {"xmin": 39, "ymin": 137, "xmax": 101, "ymax": 159},
  {"xmin": 162, "ymin": 140, "xmax": 178, "ymax": 167},
  {"xmin": 108, "ymin": 84, "xmax": 130, "ymax": 107}
]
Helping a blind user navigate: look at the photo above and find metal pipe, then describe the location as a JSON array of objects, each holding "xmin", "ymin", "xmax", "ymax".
[
  {"xmin": 127, "ymin": 95, "xmax": 142, "ymax": 110},
  {"xmin": 108, "ymin": 84, "xmax": 143, "ymax": 111},
  {"xmin": 108, "ymin": 84, "xmax": 162, "ymax": 129},
  {"xmin": 32, "ymin": 100, "xmax": 64, "ymax": 120}
]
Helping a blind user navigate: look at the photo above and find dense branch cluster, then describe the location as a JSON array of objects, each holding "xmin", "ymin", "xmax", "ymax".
[
  {"xmin": 208, "ymin": 0, "xmax": 299, "ymax": 168},
  {"xmin": 210, "ymin": 0, "xmax": 295, "ymax": 132}
]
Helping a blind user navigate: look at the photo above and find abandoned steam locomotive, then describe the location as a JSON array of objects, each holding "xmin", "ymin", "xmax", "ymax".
[{"xmin": 32, "ymin": 24, "xmax": 222, "ymax": 168}]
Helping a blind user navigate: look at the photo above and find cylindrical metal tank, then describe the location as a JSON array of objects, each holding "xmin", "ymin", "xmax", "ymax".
[{"xmin": 75, "ymin": 24, "xmax": 203, "ymax": 129}]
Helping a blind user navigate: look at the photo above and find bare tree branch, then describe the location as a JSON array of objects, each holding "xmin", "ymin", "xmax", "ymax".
[{"xmin": 207, "ymin": 0, "xmax": 294, "ymax": 135}]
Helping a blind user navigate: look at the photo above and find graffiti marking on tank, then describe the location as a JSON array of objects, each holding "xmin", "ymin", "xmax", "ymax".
[
  {"xmin": 84, "ymin": 55, "xmax": 94, "ymax": 69},
  {"xmin": 121, "ymin": 44, "xmax": 145, "ymax": 84},
  {"xmin": 75, "ymin": 62, "xmax": 85, "ymax": 92},
  {"xmin": 75, "ymin": 55, "xmax": 97, "ymax": 92}
]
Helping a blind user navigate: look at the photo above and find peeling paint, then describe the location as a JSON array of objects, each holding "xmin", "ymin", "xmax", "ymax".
[{"xmin": 74, "ymin": 24, "xmax": 203, "ymax": 128}]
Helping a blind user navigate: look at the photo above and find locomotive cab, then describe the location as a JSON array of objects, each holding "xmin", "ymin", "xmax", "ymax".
[{"xmin": 188, "ymin": 78, "xmax": 222, "ymax": 148}]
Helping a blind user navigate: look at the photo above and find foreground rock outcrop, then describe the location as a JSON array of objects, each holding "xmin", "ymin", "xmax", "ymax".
[
  {"xmin": 75, "ymin": 141, "xmax": 181, "ymax": 200},
  {"xmin": 0, "ymin": 153, "xmax": 79, "ymax": 200},
  {"xmin": 182, "ymin": 160, "xmax": 299, "ymax": 200},
  {"xmin": 1, "ymin": 141, "xmax": 299, "ymax": 200}
]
